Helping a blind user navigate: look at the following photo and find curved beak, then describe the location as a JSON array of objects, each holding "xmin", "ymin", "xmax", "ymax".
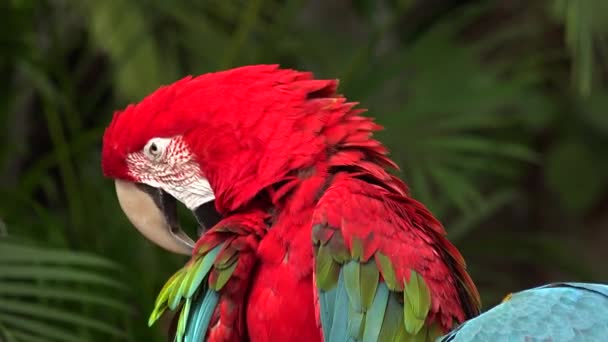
[{"xmin": 114, "ymin": 180, "xmax": 195, "ymax": 255}]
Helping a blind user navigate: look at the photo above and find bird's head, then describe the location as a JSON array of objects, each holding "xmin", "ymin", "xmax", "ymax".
[{"xmin": 102, "ymin": 64, "xmax": 341, "ymax": 254}]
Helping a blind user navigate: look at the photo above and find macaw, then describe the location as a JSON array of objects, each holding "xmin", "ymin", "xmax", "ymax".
[
  {"xmin": 101, "ymin": 64, "xmax": 481, "ymax": 341},
  {"xmin": 440, "ymin": 282, "xmax": 608, "ymax": 341}
]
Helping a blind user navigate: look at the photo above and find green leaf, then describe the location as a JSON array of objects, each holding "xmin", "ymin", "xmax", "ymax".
[
  {"xmin": 0, "ymin": 283, "xmax": 130, "ymax": 312},
  {"xmin": 0, "ymin": 265, "xmax": 127, "ymax": 290},
  {"xmin": 0, "ymin": 299, "xmax": 127, "ymax": 337},
  {"xmin": 0, "ymin": 241, "xmax": 123, "ymax": 270},
  {"xmin": 545, "ymin": 139, "xmax": 608, "ymax": 214},
  {"xmin": 0, "ymin": 238, "xmax": 131, "ymax": 341},
  {"xmin": 84, "ymin": 1, "xmax": 178, "ymax": 100},
  {"xmin": 0, "ymin": 323, "xmax": 17, "ymax": 342},
  {"xmin": 0, "ymin": 313, "xmax": 83, "ymax": 342},
  {"xmin": 10, "ymin": 331, "xmax": 50, "ymax": 342},
  {"xmin": 449, "ymin": 189, "xmax": 518, "ymax": 242}
]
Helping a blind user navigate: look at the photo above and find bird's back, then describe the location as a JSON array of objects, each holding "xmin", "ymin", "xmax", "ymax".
[{"xmin": 439, "ymin": 282, "xmax": 608, "ymax": 341}]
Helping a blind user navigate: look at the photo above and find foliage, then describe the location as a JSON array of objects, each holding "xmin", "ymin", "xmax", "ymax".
[
  {"xmin": 0, "ymin": 237, "xmax": 131, "ymax": 342},
  {"xmin": 2, "ymin": 0, "xmax": 608, "ymax": 340}
]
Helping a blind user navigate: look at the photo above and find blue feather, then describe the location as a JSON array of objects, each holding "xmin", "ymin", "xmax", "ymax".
[
  {"xmin": 439, "ymin": 282, "xmax": 608, "ymax": 342},
  {"xmin": 540, "ymin": 282, "xmax": 608, "ymax": 298},
  {"xmin": 329, "ymin": 270, "xmax": 351, "ymax": 342},
  {"xmin": 320, "ymin": 286, "xmax": 337, "ymax": 342},
  {"xmin": 362, "ymin": 282, "xmax": 389, "ymax": 342},
  {"xmin": 183, "ymin": 290, "xmax": 220, "ymax": 342}
]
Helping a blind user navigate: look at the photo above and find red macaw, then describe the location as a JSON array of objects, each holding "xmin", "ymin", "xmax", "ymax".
[{"xmin": 101, "ymin": 65, "xmax": 480, "ymax": 341}]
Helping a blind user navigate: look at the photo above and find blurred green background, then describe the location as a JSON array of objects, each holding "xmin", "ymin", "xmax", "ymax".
[{"xmin": 1, "ymin": 0, "xmax": 608, "ymax": 341}]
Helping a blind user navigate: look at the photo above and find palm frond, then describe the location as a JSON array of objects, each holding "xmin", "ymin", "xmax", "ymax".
[{"xmin": 0, "ymin": 237, "xmax": 132, "ymax": 342}]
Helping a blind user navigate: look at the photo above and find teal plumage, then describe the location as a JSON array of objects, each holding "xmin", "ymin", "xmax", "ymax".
[
  {"xmin": 439, "ymin": 283, "xmax": 608, "ymax": 342},
  {"xmin": 183, "ymin": 290, "xmax": 219, "ymax": 342}
]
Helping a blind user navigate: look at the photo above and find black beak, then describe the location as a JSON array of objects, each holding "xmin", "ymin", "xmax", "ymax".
[{"xmin": 193, "ymin": 200, "xmax": 223, "ymax": 236}]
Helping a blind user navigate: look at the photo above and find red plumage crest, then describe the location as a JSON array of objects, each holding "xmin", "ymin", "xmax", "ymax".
[
  {"xmin": 103, "ymin": 65, "xmax": 334, "ymax": 174},
  {"xmin": 101, "ymin": 64, "xmax": 359, "ymax": 210}
]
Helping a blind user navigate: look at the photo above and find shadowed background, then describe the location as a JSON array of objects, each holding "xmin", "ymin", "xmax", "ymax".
[{"xmin": 1, "ymin": 0, "xmax": 607, "ymax": 341}]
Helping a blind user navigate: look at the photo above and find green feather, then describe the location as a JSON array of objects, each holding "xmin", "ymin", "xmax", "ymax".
[
  {"xmin": 157, "ymin": 269, "xmax": 183, "ymax": 307},
  {"xmin": 343, "ymin": 261, "xmax": 362, "ymax": 311},
  {"xmin": 312, "ymin": 224, "xmax": 334, "ymax": 244},
  {"xmin": 148, "ymin": 244, "xmax": 225, "ymax": 328},
  {"xmin": 176, "ymin": 297, "xmax": 191, "ymax": 341},
  {"xmin": 150, "ymin": 269, "xmax": 182, "ymax": 321},
  {"xmin": 214, "ymin": 246, "xmax": 237, "ymax": 268},
  {"xmin": 395, "ymin": 326, "xmax": 408, "ymax": 342},
  {"xmin": 168, "ymin": 271, "xmax": 187, "ymax": 310},
  {"xmin": 426, "ymin": 322, "xmax": 443, "ymax": 341},
  {"xmin": 211, "ymin": 259, "xmax": 238, "ymax": 291},
  {"xmin": 186, "ymin": 245, "xmax": 222, "ymax": 297},
  {"xmin": 148, "ymin": 302, "xmax": 167, "ymax": 326},
  {"xmin": 327, "ymin": 232, "xmax": 350, "ymax": 263},
  {"xmin": 403, "ymin": 270, "xmax": 431, "ymax": 335},
  {"xmin": 375, "ymin": 253, "xmax": 400, "ymax": 291},
  {"xmin": 351, "ymin": 237, "xmax": 364, "ymax": 261},
  {"xmin": 409, "ymin": 326, "xmax": 428, "ymax": 342},
  {"xmin": 176, "ymin": 259, "xmax": 201, "ymax": 303},
  {"xmin": 316, "ymin": 245, "xmax": 340, "ymax": 290},
  {"xmin": 362, "ymin": 282, "xmax": 389, "ymax": 342},
  {"xmin": 360, "ymin": 260, "xmax": 379, "ymax": 310},
  {"xmin": 377, "ymin": 293, "xmax": 404, "ymax": 342}
]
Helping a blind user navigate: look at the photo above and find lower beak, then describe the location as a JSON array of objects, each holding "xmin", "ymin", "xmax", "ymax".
[{"xmin": 114, "ymin": 180, "xmax": 195, "ymax": 255}]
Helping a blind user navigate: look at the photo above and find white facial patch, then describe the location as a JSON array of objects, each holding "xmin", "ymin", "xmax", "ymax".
[
  {"xmin": 128, "ymin": 135, "xmax": 216, "ymax": 211},
  {"xmin": 163, "ymin": 177, "xmax": 215, "ymax": 210}
]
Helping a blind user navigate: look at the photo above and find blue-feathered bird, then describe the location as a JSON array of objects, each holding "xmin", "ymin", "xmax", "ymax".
[{"xmin": 440, "ymin": 282, "xmax": 608, "ymax": 341}]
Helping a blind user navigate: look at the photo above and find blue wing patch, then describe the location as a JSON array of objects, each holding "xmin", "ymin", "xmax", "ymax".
[{"xmin": 318, "ymin": 267, "xmax": 395, "ymax": 342}]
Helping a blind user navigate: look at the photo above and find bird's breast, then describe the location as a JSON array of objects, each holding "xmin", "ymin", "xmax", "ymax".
[{"xmin": 246, "ymin": 223, "xmax": 321, "ymax": 342}]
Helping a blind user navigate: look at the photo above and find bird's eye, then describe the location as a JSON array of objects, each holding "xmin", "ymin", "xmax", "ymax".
[{"xmin": 143, "ymin": 138, "xmax": 171, "ymax": 161}]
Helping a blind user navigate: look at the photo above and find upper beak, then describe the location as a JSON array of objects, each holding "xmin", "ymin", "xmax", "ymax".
[{"xmin": 114, "ymin": 180, "xmax": 195, "ymax": 255}]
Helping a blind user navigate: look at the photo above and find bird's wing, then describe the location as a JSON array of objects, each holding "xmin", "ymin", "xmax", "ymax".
[
  {"xmin": 312, "ymin": 174, "xmax": 480, "ymax": 341},
  {"xmin": 439, "ymin": 282, "xmax": 608, "ymax": 341},
  {"xmin": 149, "ymin": 211, "xmax": 267, "ymax": 342}
]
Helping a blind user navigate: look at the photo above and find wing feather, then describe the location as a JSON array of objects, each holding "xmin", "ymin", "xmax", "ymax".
[
  {"xmin": 312, "ymin": 175, "xmax": 479, "ymax": 341},
  {"xmin": 148, "ymin": 211, "xmax": 268, "ymax": 342}
]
